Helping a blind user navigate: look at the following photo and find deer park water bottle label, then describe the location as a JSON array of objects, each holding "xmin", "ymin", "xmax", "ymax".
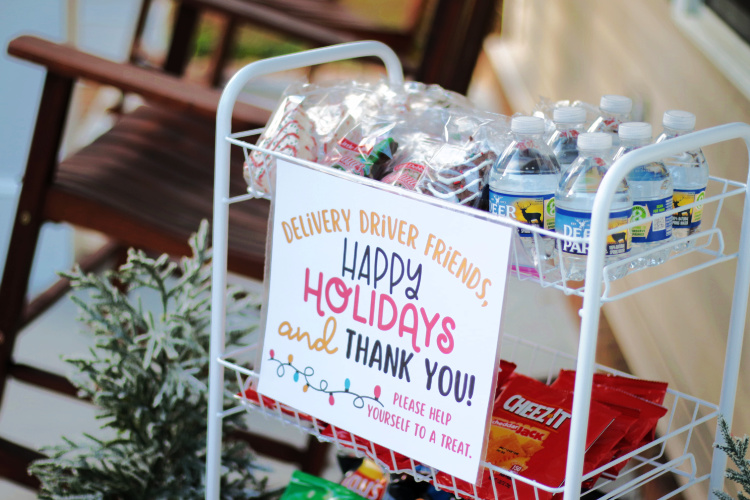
[
  {"xmin": 556, "ymin": 207, "xmax": 632, "ymax": 256},
  {"xmin": 487, "ymin": 191, "xmax": 555, "ymax": 237},
  {"xmin": 673, "ymin": 188, "xmax": 705, "ymax": 230},
  {"xmin": 631, "ymin": 196, "xmax": 673, "ymax": 243}
]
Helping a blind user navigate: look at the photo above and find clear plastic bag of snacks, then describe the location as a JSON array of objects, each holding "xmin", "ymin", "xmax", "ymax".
[
  {"xmin": 412, "ymin": 109, "xmax": 510, "ymax": 206},
  {"xmin": 244, "ymin": 80, "xmax": 382, "ymax": 194}
]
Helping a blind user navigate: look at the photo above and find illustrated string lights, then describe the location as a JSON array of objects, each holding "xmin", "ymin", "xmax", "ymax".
[{"xmin": 269, "ymin": 349, "xmax": 383, "ymax": 408}]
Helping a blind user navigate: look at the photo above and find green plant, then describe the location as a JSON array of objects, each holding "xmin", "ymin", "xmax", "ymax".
[
  {"xmin": 30, "ymin": 221, "xmax": 269, "ymax": 500},
  {"xmin": 715, "ymin": 416, "xmax": 750, "ymax": 500}
]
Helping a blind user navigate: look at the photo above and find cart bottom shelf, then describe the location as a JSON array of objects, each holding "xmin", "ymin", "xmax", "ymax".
[{"xmin": 220, "ymin": 334, "xmax": 718, "ymax": 500}]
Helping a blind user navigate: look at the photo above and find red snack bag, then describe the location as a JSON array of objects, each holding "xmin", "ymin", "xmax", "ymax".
[
  {"xmin": 494, "ymin": 360, "xmax": 517, "ymax": 399},
  {"xmin": 592, "ymin": 372, "xmax": 668, "ymax": 406},
  {"xmin": 553, "ymin": 370, "xmax": 668, "ymax": 479},
  {"xmin": 481, "ymin": 373, "xmax": 618, "ymax": 499},
  {"xmin": 551, "ymin": 373, "xmax": 637, "ymax": 483}
]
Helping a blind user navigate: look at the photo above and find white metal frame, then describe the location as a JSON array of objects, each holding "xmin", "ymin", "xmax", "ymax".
[{"xmin": 207, "ymin": 42, "xmax": 750, "ymax": 500}]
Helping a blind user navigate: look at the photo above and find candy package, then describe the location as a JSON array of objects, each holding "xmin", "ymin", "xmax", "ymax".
[
  {"xmin": 379, "ymin": 133, "xmax": 442, "ymax": 190},
  {"xmin": 340, "ymin": 458, "xmax": 389, "ymax": 500},
  {"xmin": 322, "ymin": 118, "xmax": 400, "ymax": 179}
]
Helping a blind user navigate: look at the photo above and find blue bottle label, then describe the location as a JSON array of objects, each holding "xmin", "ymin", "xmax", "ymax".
[
  {"xmin": 556, "ymin": 207, "xmax": 632, "ymax": 256},
  {"xmin": 488, "ymin": 190, "xmax": 555, "ymax": 237},
  {"xmin": 673, "ymin": 188, "xmax": 705, "ymax": 229},
  {"xmin": 631, "ymin": 195, "xmax": 673, "ymax": 243}
]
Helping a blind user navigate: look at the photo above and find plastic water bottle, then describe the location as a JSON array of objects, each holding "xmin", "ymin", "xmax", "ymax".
[
  {"xmin": 588, "ymin": 95, "xmax": 633, "ymax": 156},
  {"xmin": 488, "ymin": 116, "xmax": 561, "ymax": 272},
  {"xmin": 556, "ymin": 132, "xmax": 632, "ymax": 281},
  {"xmin": 614, "ymin": 122, "xmax": 673, "ymax": 268},
  {"xmin": 547, "ymin": 106, "xmax": 587, "ymax": 173},
  {"xmin": 655, "ymin": 110, "xmax": 709, "ymax": 251}
]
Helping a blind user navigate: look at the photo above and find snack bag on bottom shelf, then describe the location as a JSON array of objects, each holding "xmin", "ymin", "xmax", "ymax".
[
  {"xmin": 435, "ymin": 373, "xmax": 619, "ymax": 500},
  {"xmin": 554, "ymin": 370, "xmax": 668, "ymax": 478},
  {"xmin": 281, "ymin": 471, "xmax": 367, "ymax": 500},
  {"xmin": 550, "ymin": 372, "xmax": 646, "ymax": 484},
  {"xmin": 341, "ymin": 459, "xmax": 389, "ymax": 500},
  {"xmin": 494, "ymin": 360, "xmax": 517, "ymax": 399}
]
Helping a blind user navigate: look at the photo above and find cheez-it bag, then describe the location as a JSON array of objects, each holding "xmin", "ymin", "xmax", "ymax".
[{"xmin": 485, "ymin": 374, "xmax": 618, "ymax": 498}]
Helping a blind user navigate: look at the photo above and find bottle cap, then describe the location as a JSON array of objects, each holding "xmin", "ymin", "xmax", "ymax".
[
  {"xmin": 663, "ymin": 110, "xmax": 696, "ymax": 130},
  {"xmin": 511, "ymin": 115, "xmax": 545, "ymax": 134},
  {"xmin": 553, "ymin": 106, "xmax": 587, "ymax": 124},
  {"xmin": 618, "ymin": 121, "xmax": 652, "ymax": 140},
  {"xmin": 577, "ymin": 132, "xmax": 612, "ymax": 151},
  {"xmin": 600, "ymin": 95, "xmax": 632, "ymax": 114}
]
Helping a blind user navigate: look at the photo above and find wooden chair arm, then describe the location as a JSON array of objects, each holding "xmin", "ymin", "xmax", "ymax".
[{"xmin": 7, "ymin": 35, "xmax": 270, "ymax": 125}]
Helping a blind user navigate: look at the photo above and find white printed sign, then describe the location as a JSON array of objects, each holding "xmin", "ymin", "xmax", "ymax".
[{"xmin": 257, "ymin": 160, "xmax": 513, "ymax": 483}]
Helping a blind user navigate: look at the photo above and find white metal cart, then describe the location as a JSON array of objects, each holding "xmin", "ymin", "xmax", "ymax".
[{"xmin": 206, "ymin": 41, "xmax": 750, "ymax": 500}]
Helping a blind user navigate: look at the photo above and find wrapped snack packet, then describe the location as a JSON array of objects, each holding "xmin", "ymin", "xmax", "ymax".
[
  {"xmin": 341, "ymin": 459, "xmax": 389, "ymax": 500},
  {"xmin": 245, "ymin": 90, "xmax": 319, "ymax": 194},
  {"xmin": 323, "ymin": 119, "xmax": 399, "ymax": 178},
  {"xmin": 554, "ymin": 370, "xmax": 669, "ymax": 479},
  {"xmin": 416, "ymin": 142, "xmax": 494, "ymax": 206},
  {"xmin": 245, "ymin": 80, "xmax": 383, "ymax": 193},
  {"xmin": 379, "ymin": 133, "xmax": 442, "ymax": 189},
  {"xmin": 591, "ymin": 372, "xmax": 668, "ymax": 446}
]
